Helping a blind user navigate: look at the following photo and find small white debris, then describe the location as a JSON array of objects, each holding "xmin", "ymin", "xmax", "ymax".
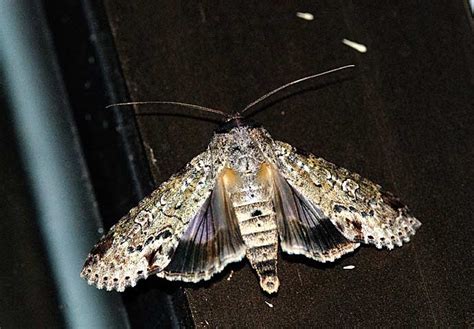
[
  {"xmin": 227, "ymin": 270, "xmax": 234, "ymax": 281},
  {"xmin": 342, "ymin": 39, "xmax": 367, "ymax": 53},
  {"xmin": 343, "ymin": 265, "xmax": 356, "ymax": 270},
  {"xmin": 281, "ymin": 110, "xmax": 286, "ymax": 116},
  {"xmin": 97, "ymin": 227, "xmax": 104, "ymax": 234},
  {"xmin": 264, "ymin": 301, "xmax": 274, "ymax": 308},
  {"xmin": 144, "ymin": 142, "xmax": 158, "ymax": 167},
  {"xmin": 296, "ymin": 12, "xmax": 314, "ymax": 21}
]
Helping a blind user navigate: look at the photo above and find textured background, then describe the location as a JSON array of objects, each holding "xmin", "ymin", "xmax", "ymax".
[{"xmin": 102, "ymin": 1, "xmax": 473, "ymax": 327}]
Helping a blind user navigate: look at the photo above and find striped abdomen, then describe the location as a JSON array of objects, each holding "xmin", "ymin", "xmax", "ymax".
[{"xmin": 231, "ymin": 173, "xmax": 280, "ymax": 293}]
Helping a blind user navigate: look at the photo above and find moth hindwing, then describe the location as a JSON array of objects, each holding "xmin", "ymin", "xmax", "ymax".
[{"xmin": 81, "ymin": 122, "xmax": 421, "ymax": 294}]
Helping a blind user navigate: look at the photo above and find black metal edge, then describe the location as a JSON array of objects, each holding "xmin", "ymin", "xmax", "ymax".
[
  {"xmin": 1, "ymin": 1, "xmax": 129, "ymax": 327},
  {"xmin": 42, "ymin": 0, "xmax": 194, "ymax": 327},
  {"xmin": 80, "ymin": 0, "xmax": 154, "ymax": 201}
]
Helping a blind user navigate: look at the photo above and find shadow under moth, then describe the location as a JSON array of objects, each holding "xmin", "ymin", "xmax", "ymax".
[{"xmin": 81, "ymin": 65, "xmax": 421, "ymax": 294}]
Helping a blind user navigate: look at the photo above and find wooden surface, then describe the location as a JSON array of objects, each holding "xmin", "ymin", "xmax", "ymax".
[{"xmin": 104, "ymin": 1, "xmax": 473, "ymax": 327}]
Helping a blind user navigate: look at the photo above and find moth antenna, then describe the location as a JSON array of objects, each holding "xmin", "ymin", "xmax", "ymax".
[
  {"xmin": 239, "ymin": 64, "xmax": 356, "ymax": 117},
  {"xmin": 106, "ymin": 101, "xmax": 232, "ymax": 120}
]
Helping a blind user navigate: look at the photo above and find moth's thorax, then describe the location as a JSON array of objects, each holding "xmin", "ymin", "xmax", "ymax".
[{"xmin": 210, "ymin": 126, "xmax": 273, "ymax": 174}]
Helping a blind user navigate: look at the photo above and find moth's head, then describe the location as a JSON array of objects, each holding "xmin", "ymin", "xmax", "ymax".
[{"xmin": 214, "ymin": 116, "xmax": 261, "ymax": 134}]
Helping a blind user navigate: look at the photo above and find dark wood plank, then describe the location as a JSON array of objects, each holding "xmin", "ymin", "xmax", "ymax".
[{"xmin": 104, "ymin": 1, "xmax": 473, "ymax": 327}]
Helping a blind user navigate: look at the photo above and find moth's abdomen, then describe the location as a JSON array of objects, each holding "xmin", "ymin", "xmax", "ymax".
[{"xmin": 232, "ymin": 176, "xmax": 279, "ymax": 294}]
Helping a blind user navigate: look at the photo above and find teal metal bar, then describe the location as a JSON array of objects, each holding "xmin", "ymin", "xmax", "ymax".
[{"xmin": 0, "ymin": 1, "xmax": 129, "ymax": 328}]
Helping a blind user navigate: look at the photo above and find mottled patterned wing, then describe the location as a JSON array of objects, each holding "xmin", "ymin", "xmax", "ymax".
[
  {"xmin": 269, "ymin": 166, "xmax": 359, "ymax": 262},
  {"xmin": 81, "ymin": 151, "xmax": 243, "ymax": 291},
  {"xmin": 272, "ymin": 141, "xmax": 421, "ymax": 251}
]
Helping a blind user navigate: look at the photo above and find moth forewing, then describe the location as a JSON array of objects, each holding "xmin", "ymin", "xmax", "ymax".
[
  {"xmin": 272, "ymin": 140, "xmax": 422, "ymax": 250},
  {"xmin": 81, "ymin": 150, "xmax": 216, "ymax": 291}
]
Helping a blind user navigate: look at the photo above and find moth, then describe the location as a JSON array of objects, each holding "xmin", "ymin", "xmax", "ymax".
[{"xmin": 81, "ymin": 65, "xmax": 421, "ymax": 294}]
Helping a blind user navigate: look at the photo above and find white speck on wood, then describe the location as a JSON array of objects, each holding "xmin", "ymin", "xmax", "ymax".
[
  {"xmin": 227, "ymin": 270, "xmax": 234, "ymax": 281},
  {"xmin": 296, "ymin": 12, "xmax": 314, "ymax": 21},
  {"xmin": 296, "ymin": 269, "xmax": 303, "ymax": 286},
  {"xmin": 264, "ymin": 301, "xmax": 274, "ymax": 308},
  {"xmin": 342, "ymin": 39, "xmax": 367, "ymax": 53},
  {"xmin": 144, "ymin": 142, "xmax": 160, "ymax": 174},
  {"xmin": 343, "ymin": 265, "xmax": 356, "ymax": 270}
]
